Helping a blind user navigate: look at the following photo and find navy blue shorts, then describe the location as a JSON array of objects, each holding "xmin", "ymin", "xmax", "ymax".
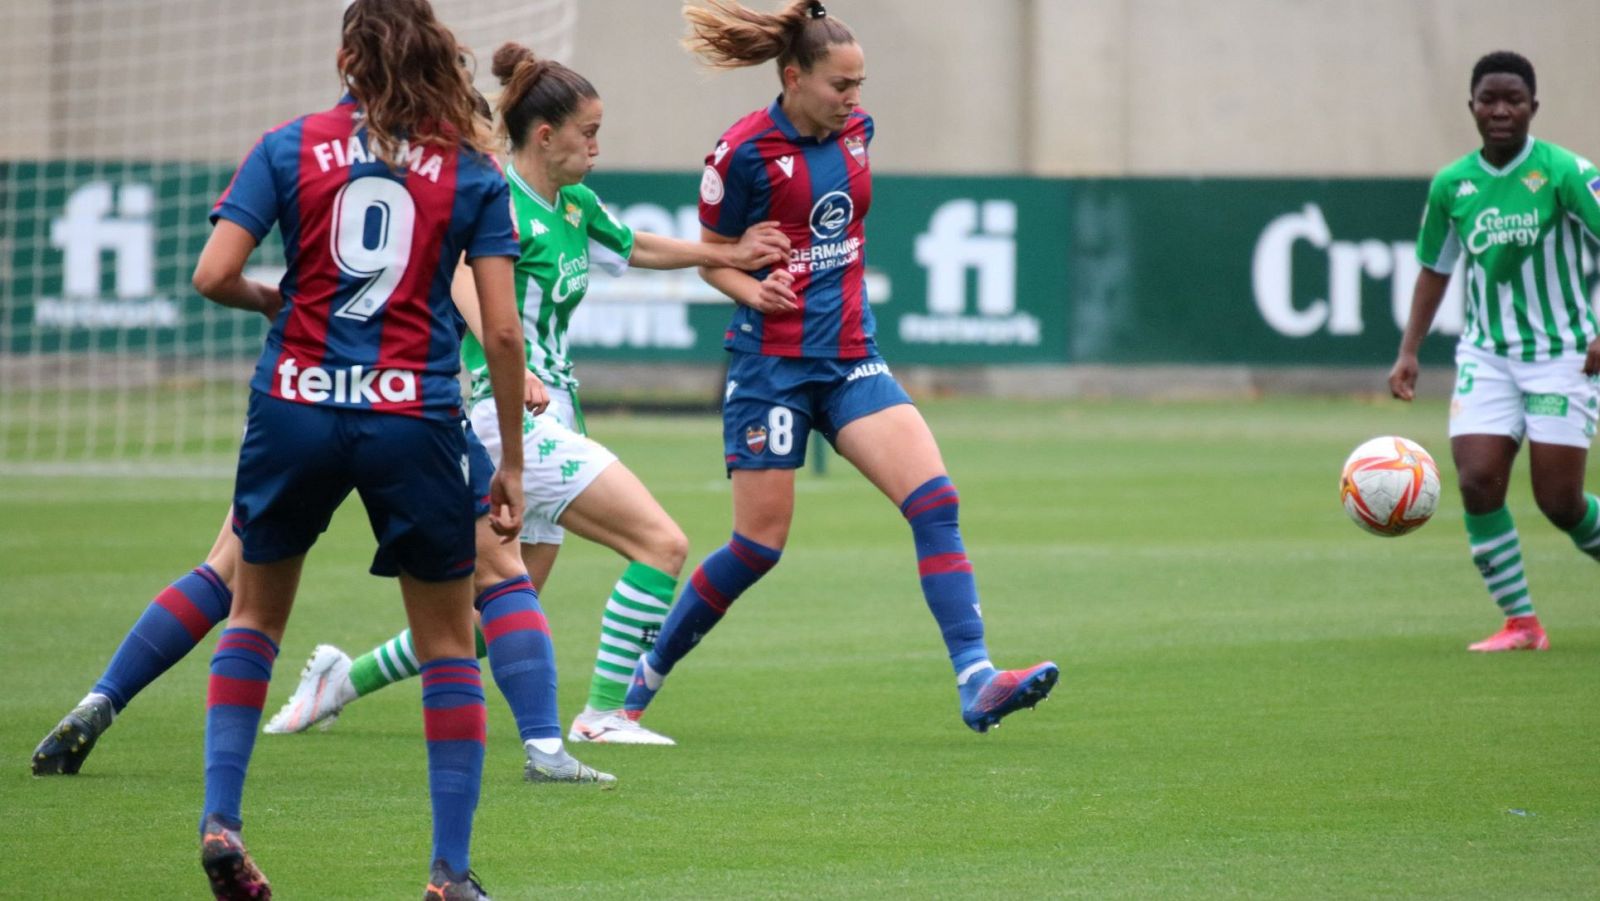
[
  {"xmin": 466, "ymin": 424, "xmax": 494, "ymax": 520},
  {"xmin": 232, "ymin": 393, "xmax": 476, "ymax": 581},
  {"xmin": 722, "ymin": 351, "xmax": 913, "ymax": 472}
]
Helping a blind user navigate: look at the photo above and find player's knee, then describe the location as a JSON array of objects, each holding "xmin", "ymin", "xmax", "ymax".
[
  {"xmin": 472, "ymin": 543, "xmax": 527, "ymax": 590},
  {"xmin": 644, "ymin": 519, "xmax": 690, "ymax": 577},
  {"xmin": 1455, "ymin": 468, "xmax": 1509, "ymax": 513},
  {"xmin": 1533, "ymin": 488, "xmax": 1586, "ymax": 531}
]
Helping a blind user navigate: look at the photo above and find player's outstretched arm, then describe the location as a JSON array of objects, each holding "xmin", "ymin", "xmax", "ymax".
[
  {"xmin": 629, "ymin": 221, "xmax": 788, "ymax": 272},
  {"xmin": 1388, "ymin": 268, "xmax": 1452, "ymax": 401},
  {"xmin": 695, "ymin": 227, "xmax": 798, "ymax": 314},
  {"xmin": 192, "ymin": 220, "xmax": 282, "ymax": 320}
]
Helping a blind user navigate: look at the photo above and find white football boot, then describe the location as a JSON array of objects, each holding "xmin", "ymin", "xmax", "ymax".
[
  {"xmin": 262, "ymin": 644, "xmax": 354, "ymax": 734},
  {"xmin": 567, "ymin": 706, "xmax": 676, "ymax": 746}
]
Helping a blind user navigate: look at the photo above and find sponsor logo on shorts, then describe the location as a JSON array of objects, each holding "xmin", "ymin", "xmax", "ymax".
[
  {"xmin": 745, "ymin": 424, "xmax": 768, "ymax": 454},
  {"xmin": 846, "ymin": 361, "xmax": 891, "ymax": 382},
  {"xmin": 537, "ymin": 438, "xmax": 560, "ymax": 461},
  {"xmin": 275, "ymin": 358, "xmax": 417, "ymax": 405},
  {"xmin": 560, "ymin": 459, "xmax": 584, "ymax": 483},
  {"xmin": 1523, "ymin": 393, "xmax": 1569, "ymax": 417}
]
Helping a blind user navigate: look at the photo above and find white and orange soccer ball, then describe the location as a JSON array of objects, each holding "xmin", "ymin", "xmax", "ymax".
[{"xmin": 1340, "ymin": 436, "xmax": 1441, "ymax": 537}]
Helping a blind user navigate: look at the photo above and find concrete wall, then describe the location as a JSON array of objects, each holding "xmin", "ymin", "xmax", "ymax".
[{"xmin": 3, "ymin": 0, "xmax": 1597, "ymax": 176}]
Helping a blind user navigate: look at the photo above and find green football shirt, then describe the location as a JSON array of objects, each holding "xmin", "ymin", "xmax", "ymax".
[
  {"xmin": 462, "ymin": 164, "xmax": 635, "ymax": 399},
  {"xmin": 1417, "ymin": 138, "xmax": 1600, "ymax": 361}
]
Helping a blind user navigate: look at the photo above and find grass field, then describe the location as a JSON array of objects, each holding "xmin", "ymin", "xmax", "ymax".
[{"xmin": 3, "ymin": 397, "xmax": 1597, "ymax": 898}]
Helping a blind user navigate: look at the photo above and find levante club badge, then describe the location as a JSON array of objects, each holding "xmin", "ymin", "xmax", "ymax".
[
  {"xmin": 745, "ymin": 425, "xmax": 768, "ymax": 454},
  {"xmin": 844, "ymin": 135, "xmax": 867, "ymax": 168}
]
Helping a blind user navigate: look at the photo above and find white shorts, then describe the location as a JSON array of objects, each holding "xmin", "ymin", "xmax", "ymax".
[
  {"xmin": 1449, "ymin": 345, "xmax": 1599, "ymax": 449},
  {"xmin": 468, "ymin": 386, "xmax": 617, "ymax": 545}
]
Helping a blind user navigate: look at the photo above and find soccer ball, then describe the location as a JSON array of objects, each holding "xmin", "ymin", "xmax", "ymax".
[{"xmin": 1340, "ymin": 436, "xmax": 1441, "ymax": 537}]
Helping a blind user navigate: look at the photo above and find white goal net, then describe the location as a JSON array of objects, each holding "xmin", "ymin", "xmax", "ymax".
[{"xmin": 0, "ymin": 0, "xmax": 577, "ymax": 474}]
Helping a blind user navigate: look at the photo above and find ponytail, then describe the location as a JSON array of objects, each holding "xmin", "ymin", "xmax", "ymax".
[
  {"xmin": 683, "ymin": 0, "xmax": 855, "ymax": 74},
  {"xmin": 492, "ymin": 42, "xmax": 599, "ymax": 151}
]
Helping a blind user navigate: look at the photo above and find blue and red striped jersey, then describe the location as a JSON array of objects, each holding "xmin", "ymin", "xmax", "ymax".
[
  {"xmin": 212, "ymin": 96, "xmax": 518, "ymax": 421},
  {"xmin": 699, "ymin": 99, "xmax": 875, "ymax": 359}
]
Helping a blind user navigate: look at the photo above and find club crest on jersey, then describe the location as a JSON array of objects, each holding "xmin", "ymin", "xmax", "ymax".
[
  {"xmin": 1455, "ymin": 180, "xmax": 1477, "ymax": 198},
  {"xmin": 745, "ymin": 424, "xmax": 768, "ymax": 454},
  {"xmin": 844, "ymin": 136, "xmax": 867, "ymax": 168},
  {"xmin": 775, "ymin": 155, "xmax": 796, "ymax": 178},
  {"xmin": 810, "ymin": 190, "xmax": 854, "ymax": 240},
  {"xmin": 1522, "ymin": 170, "xmax": 1547, "ymax": 194},
  {"xmin": 700, "ymin": 165, "xmax": 724, "ymax": 205},
  {"xmin": 563, "ymin": 202, "xmax": 582, "ymax": 229}
]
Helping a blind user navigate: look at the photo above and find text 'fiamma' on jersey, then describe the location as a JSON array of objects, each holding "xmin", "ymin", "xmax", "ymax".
[
  {"xmin": 310, "ymin": 136, "xmax": 446, "ymax": 183},
  {"xmin": 275, "ymin": 357, "xmax": 418, "ymax": 405}
]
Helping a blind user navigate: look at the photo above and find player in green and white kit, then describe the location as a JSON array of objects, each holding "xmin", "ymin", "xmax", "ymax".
[
  {"xmin": 1390, "ymin": 51, "xmax": 1600, "ymax": 652},
  {"xmin": 265, "ymin": 42, "xmax": 786, "ymax": 745}
]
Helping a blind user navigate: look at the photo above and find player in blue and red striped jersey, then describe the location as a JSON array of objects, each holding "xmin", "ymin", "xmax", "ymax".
[
  {"xmin": 187, "ymin": 2, "xmax": 525, "ymax": 898},
  {"xmin": 624, "ymin": 0, "xmax": 1059, "ymax": 737}
]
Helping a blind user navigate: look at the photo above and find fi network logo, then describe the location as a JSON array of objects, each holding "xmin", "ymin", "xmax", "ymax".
[
  {"xmin": 35, "ymin": 181, "xmax": 179, "ymax": 329},
  {"xmin": 902, "ymin": 199, "xmax": 1040, "ymax": 346}
]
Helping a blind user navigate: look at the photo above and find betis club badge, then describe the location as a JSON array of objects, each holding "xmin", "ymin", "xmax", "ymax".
[{"xmin": 745, "ymin": 425, "xmax": 768, "ymax": 454}]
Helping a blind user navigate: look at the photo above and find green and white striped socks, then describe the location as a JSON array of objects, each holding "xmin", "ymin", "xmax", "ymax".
[
  {"xmin": 586, "ymin": 562, "xmax": 676, "ymax": 711},
  {"xmin": 1567, "ymin": 493, "xmax": 1600, "ymax": 563},
  {"xmin": 348, "ymin": 628, "xmax": 488, "ymax": 698},
  {"xmin": 1464, "ymin": 506, "xmax": 1534, "ymax": 618}
]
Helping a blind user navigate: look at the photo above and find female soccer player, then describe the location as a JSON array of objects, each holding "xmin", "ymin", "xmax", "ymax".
[
  {"xmin": 192, "ymin": 1, "xmax": 524, "ymax": 897},
  {"xmin": 264, "ymin": 41, "xmax": 790, "ymax": 747},
  {"xmin": 1389, "ymin": 50, "xmax": 1600, "ymax": 652},
  {"xmin": 622, "ymin": 0, "xmax": 1058, "ymax": 736}
]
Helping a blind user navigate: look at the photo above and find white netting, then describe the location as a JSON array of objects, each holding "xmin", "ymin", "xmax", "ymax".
[{"xmin": 0, "ymin": 0, "xmax": 577, "ymax": 475}]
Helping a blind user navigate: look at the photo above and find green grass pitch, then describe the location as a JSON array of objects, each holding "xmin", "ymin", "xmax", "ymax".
[{"xmin": 2, "ymin": 397, "xmax": 1597, "ymax": 897}]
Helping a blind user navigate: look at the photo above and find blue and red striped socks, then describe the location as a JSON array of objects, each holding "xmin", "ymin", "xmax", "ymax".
[
  {"xmin": 202, "ymin": 627, "xmax": 277, "ymax": 830},
  {"xmin": 420, "ymin": 658, "xmax": 486, "ymax": 875},
  {"xmin": 475, "ymin": 576, "xmax": 558, "ymax": 742},
  {"xmin": 96, "ymin": 564, "xmax": 232, "ymax": 712},
  {"xmin": 901, "ymin": 476, "xmax": 992, "ymax": 682},
  {"xmin": 645, "ymin": 532, "xmax": 781, "ymax": 678}
]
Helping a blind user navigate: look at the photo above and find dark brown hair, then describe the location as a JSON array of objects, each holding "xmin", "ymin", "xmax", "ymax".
[
  {"xmin": 339, "ymin": 0, "xmax": 494, "ymax": 163},
  {"xmin": 683, "ymin": 0, "xmax": 855, "ymax": 76},
  {"xmin": 491, "ymin": 42, "xmax": 600, "ymax": 151}
]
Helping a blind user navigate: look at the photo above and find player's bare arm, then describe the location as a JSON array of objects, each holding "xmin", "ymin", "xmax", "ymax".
[
  {"xmin": 697, "ymin": 227, "xmax": 798, "ymax": 313},
  {"xmin": 630, "ymin": 221, "xmax": 788, "ymax": 271},
  {"xmin": 1388, "ymin": 268, "xmax": 1452, "ymax": 401},
  {"xmin": 191, "ymin": 220, "xmax": 282, "ymax": 319}
]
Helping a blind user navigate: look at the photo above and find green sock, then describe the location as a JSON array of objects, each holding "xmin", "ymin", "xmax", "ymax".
[
  {"xmin": 1566, "ymin": 494, "xmax": 1600, "ymax": 562},
  {"xmin": 1464, "ymin": 506, "xmax": 1534, "ymax": 618},
  {"xmin": 586, "ymin": 561, "xmax": 676, "ymax": 711},
  {"xmin": 347, "ymin": 626, "xmax": 490, "ymax": 698}
]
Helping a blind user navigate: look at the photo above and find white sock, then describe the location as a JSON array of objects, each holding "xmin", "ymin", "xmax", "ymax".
[
  {"xmin": 526, "ymin": 737, "xmax": 563, "ymax": 755},
  {"xmin": 641, "ymin": 658, "xmax": 666, "ymax": 691},
  {"xmin": 956, "ymin": 660, "xmax": 994, "ymax": 686}
]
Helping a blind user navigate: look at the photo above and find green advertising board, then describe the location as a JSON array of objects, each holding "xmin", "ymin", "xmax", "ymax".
[
  {"xmin": 581, "ymin": 172, "xmax": 1072, "ymax": 364},
  {"xmin": 6, "ymin": 163, "xmax": 1596, "ymax": 366},
  {"xmin": 1057, "ymin": 178, "xmax": 1538, "ymax": 366},
  {"xmin": 2, "ymin": 161, "xmax": 279, "ymax": 355}
]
